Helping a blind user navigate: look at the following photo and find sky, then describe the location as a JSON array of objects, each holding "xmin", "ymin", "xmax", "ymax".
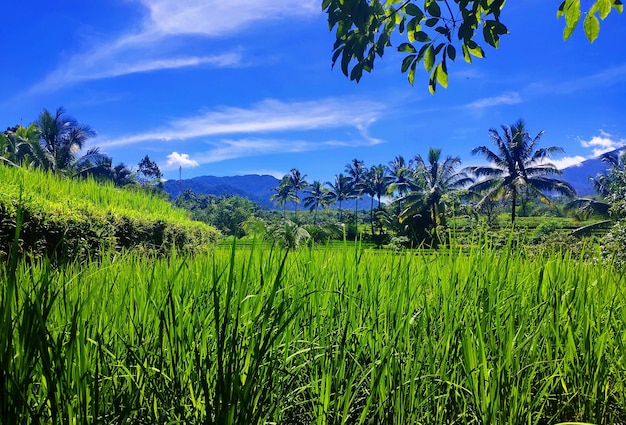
[{"xmin": 1, "ymin": 0, "xmax": 626, "ymax": 184}]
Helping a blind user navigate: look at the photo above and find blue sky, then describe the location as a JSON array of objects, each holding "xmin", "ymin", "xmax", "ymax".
[{"xmin": 1, "ymin": 1, "xmax": 625, "ymax": 183}]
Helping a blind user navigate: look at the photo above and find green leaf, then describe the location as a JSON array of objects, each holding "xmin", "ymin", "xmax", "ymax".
[
  {"xmin": 462, "ymin": 43, "xmax": 472, "ymax": 63},
  {"xmin": 425, "ymin": 17, "xmax": 439, "ymax": 27},
  {"xmin": 426, "ymin": 0, "xmax": 441, "ymax": 17},
  {"xmin": 428, "ymin": 69, "xmax": 437, "ymax": 94},
  {"xmin": 598, "ymin": 0, "xmax": 612, "ymax": 18},
  {"xmin": 584, "ymin": 14, "xmax": 600, "ymax": 42},
  {"xmin": 562, "ymin": 0, "xmax": 581, "ymax": 40},
  {"xmin": 424, "ymin": 44, "xmax": 435, "ymax": 71},
  {"xmin": 398, "ymin": 42, "xmax": 417, "ymax": 53},
  {"xmin": 401, "ymin": 54, "xmax": 416, "ymax": 72},
  {"xmin": 414, "ymin": 31, "xmax": 431, "ymax": 42},
  {"xmin": 447, "ymin": 44, "xmax": 456, "ymax": 61},
  {"xmin": 405, "ymin": 3, "xmax": 424, "ymax": 19},
  {"xmin": 436, "ymin": 61, "xmax": 448, "ymax": 88},
  {"xmin": 408, "ymin": 60, "xmax": 417, "ymax": 85}
]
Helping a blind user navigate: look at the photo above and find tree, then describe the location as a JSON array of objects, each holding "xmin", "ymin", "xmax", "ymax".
[
  {"xmin": 327, "ymin": 173, "xmax": 353, "ymax": 222},
  {"xmin": 37, "ymin": 107, "xmax": 96, "ymax": 173},
  {"xmin": 137, "ymin": 155, "xmax": 163, "ymax": 186},
  {"xmin": 287, "ymin": 168, "xmax": 309, "ymax": 216},
  {"xmin": 1, "ymin": 124, "xmax": 42, "ymax": 167},
  {"xmin": 303, "ymin": 180, "xmax": 332, "ymax": 224},
  {"xmin": 345, "ymin": 159, "xmax": 366, "ymax": 226},
  {"xmin": 364, "ymin": 164, "xmax": 393, "ymax": 235},
  {"xmin": 323, "ymin": 0, "xmax": 622, "ymax": 93},
  {"xmin": 270, "ymin": 176, "xmax": 298, "ymax": 218},
  {"xmin": 400, "ymin": 148, "xmax": 471, "ymax": 227},
  {"xmin": 468, "ymin": 120, "xmax": 576, "ymax": 223}
]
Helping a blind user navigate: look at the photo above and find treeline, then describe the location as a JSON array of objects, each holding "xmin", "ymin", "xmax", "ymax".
[
  {"xmin": 268, "ymin": 120, "xmax": 626, "ymax": 259},
  {"xmin": 0, "ymin": 107, "xmax": 163, "ymax": 190}
]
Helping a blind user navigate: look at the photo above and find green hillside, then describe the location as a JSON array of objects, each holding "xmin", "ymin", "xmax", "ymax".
[{"xmin": 0, "ymin": 165, "xmax": 220, "ymax": 261}]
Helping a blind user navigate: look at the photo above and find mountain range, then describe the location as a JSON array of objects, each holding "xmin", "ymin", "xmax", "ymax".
[{"xmin": 163, "ymin": 148, "xmax": 624, "ymax": 208}]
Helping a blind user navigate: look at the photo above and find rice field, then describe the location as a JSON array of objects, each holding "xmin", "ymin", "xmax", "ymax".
[{"xmin": 2, "ymin": 239, "xmax": 626, "ymax": 424}]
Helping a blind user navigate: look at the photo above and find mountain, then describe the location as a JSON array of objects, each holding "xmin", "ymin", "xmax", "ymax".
[
  {"xmin": 559, "ymin": 147, "xmax": 625, "ymax": 197},
  {"xmin": 163, "ymin": 174, "xmax": 375, "ymax": 211},
  {"xmin": 163, "ymin": 174, "xmax": 280, "ymax": 209}
]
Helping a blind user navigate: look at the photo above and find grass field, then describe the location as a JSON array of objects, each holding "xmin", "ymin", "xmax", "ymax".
[{"xmin": 2, "ymin": 238, "xmax": 625, "ymax": 424}]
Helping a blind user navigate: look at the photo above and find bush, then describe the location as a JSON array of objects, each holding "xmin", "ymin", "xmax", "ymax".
[{"xmin": 600, "ymin": 220, "xmax": 626, "ymax": 271}]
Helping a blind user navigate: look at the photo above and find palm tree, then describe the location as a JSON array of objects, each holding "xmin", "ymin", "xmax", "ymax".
[
  {"xmin": 327, "ymin": 173, "xmax": 352, "ymax": 222},
  {"xmin": 288, "ymin": 168, "xmax": 309, "ymax": 217},
  {"xmin": 74, "ymin": 147, "xmax": 114, "ymax": 180},
  {"xmin": 364, "ymin": 165, "xmax": 393, "ymax": 235},
  {"xmin": 303, "ymin": 180, "xmax": 332, "ymax": 224},
  {"xmin": 37, "ymin": 107, "xmax": 96, "ymax": 174},
  {"xmin": 112, "ymin": 163, "xmax": 137, "ymax": 187},
  {"xmin": 345, "ymin": 159, "xmax": 365, "ymax": 225},
  {"xmin": 401, "ymin": 148, "xmax": 472, "ymax": 226},
  {"xmin": 387, "ymin": 155, "xmax": 412, "ymax": 199},
  {"xmin": 468, "ymin": 120, "xmax": 576, "ymax": 223},
  {"xmin": 0, "ymin": 123, "xmax": 44, "ymax": 167},
  {"xmin": 271, "ymin": 176, "xmax": 298, "ymax": 218}
]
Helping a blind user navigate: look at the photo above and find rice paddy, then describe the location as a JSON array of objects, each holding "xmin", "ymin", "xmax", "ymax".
[{"xmin": 2, "ymin": 238, "xmax": 625, "ymax": 424}]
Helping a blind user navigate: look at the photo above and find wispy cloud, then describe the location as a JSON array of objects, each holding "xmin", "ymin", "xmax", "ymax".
[
  {"xmin": 29, "ymin": 0, "xmax": 319, "ymax": 92},
  {"xmin": 467, "ymin": 92, "xmax": 522, "ymax": 109},
  {"xmin": 235, "ymin": 169, "xmax": 287, "ymax": 179},
  {"xmin": 141, "ymin": 0, "xmax": 318, "ymax": 37},
  {"xmin": 552, "ymin": 156, "xmax": 587, "ymax": 170},
  {"xmin": 98, "ymin": 97, "xmax": 385, "ymax": 148}
]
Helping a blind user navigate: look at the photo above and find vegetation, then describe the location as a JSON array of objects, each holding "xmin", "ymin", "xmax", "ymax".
[
  {"xmin": 3, "ymin": 106, "xmax": 626, "ymax": 423},
  {"xmin": 0, "ymin": 166, "xmax": 219, "ymax": 261},
  {"xmin": 2, "ymin": 238, "xmax": 626, "ymax": 424},
  {"xmin": 323, "ymin": 0, "xmax": 623, "ymax": 92},
  {"xmin": 468, "ymin": 120, "xmax": 576, "ymax": 223}
]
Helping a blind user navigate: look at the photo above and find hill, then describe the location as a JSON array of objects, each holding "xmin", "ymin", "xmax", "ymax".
[
  {"xmin": 163, "ymin": 174, "xmax": 279, "ymax": 209},
  {"xmin": 163, "ymin": 174, "xmax": 374, "ymax": 210},
  {"xmin": 559, "ymin": 147, "xmax": 625, "ymax": 196},
  {"xmin": 0, "ymin": 165, "xmax": 219, "ymax": 261}
]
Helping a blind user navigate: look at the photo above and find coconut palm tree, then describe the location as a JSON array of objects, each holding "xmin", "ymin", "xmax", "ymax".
[
  {"xmin": 364, "ymin": 165, "xmax": 393, "ymax": 235},
  {"xmin": 468, "ymin": 120, "xmax": 576, "ymax": 223},
  {"xmin": 327, "ymin": 173, "xmax": 352, "ymax": 222},
  {"xmin": 271, "ymin": 176, "xmax": 297, "ymax": 218},
  {"xmin": 387, "ymin": 155, "xmax": 412, "ymax": 199},
  {"xmin": 0, "ymin": 123, "xmax": 44, "ymax": 167},
  {"xmin": 303, "ymin": 180, "xmax": 332, "ymax": 223},
  {"xmin": 288, "ymin": 168, "xmax": 309, "ymax": 216},
  {"xmin": 400, "ymin": 148, "xmax": 472, "ymax": 226},
  {"xmin": 37, "ymin": 107, "xmax": 96, "ymax": 174},
  {"xmin": 345, "ymin": 159, "xmax": 365, "ymax": 225}
]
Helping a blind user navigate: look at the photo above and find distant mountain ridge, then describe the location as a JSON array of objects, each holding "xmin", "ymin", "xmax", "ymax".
[
  {"xmin": 163, "ymin": 174, "xmax": 280, "ymax": 209},
  {"xmin": 559, "ymin": 147, "xmax": 625, "ymax": 196},
  {"xmin": 163, "ymin": 174, "xmax": 374, "ymax": 211},
  {"xmin": 163, "ymin": 148, "xmax": 624, "ymax": 209}
]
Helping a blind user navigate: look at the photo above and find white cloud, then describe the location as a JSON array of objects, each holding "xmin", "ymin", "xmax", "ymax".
[
  {"xmin": 580, "ymin": 132, "xmax": 626, "ymax": 157},
  {"xmin": 165, "ymin": 152, "xmax": 199, "ymax": 169},
  {"xmin": 551, "ymin": 156, "xmax": 587, "ymax": 170},
  {"xmin": 98, "ymin": 97, "xmax": 385, "ymax": 148},
  {"xmin": 467, "ymin": 92, "xmax": 522, "ymax": 109}
]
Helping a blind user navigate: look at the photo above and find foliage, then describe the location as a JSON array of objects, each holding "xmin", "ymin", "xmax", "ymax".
[
  {"xmin": 322, "ymin": 0, "xmax": 623, "ymax": 92},
  {"xmin": 2, "ymin": 241, "xmax": 626, "ymax": 423},
  {"xmin": 0, "ymin": 166, "xmax": 218, "ymax": 262},
  {"xmin": 468, "ymin": 120, "xmax": 576, "ymax": 223},
  {"xmin": 174, "ymin": 190, "xmax": 262, "ymax": 237},
  {"xmin": 600, "ymin": 219, "xmax": 626, "ymax": 270}
]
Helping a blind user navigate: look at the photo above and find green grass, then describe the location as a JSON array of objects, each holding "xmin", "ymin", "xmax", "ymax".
[{"xmin": 2, "ymin": 237, "xmax": 626, "ymax": 424}]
